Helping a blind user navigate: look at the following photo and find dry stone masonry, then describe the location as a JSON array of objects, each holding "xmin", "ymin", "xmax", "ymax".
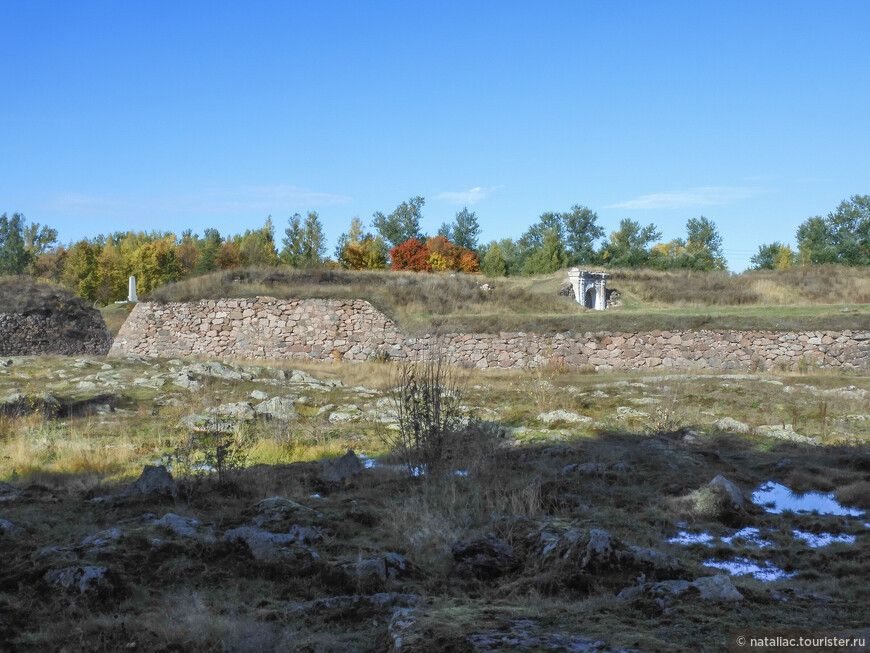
[
  {"xmin": 0, "ymin": 277, "xmax": 113, "ymax": 356},
  {"xmin": 109, "ymin": 297, "xmax": 870, "ymax": 372},
  {"xmin": 0, "ymin": 310, "xmax": 112, "ymax": 356}
]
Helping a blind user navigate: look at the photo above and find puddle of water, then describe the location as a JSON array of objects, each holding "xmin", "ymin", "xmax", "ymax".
[
  {"xmin": 454, "ymin": 470, "xmax": 469, "ymax": 477},
  {"xmin": 668, "ymin": 527, "xmax": 772, "ymax": 549},
  {"xmin": 191, "ymin": 464, "xmax": 216, "ymax": 473},
  {"xmin": 752, "ymin": 481, "xmax": 864, "ymax": 517},
  {"xmin": 309, "ymin": 493, "xmax": 323, "ymax": 499},
  {"xmin": 792, "ymin": 530, "xmax": 857, "ymax": 548},
  {"xmin": 703, "ymin": 556, "xmax": 795, "ymax": 582},
  {"xmin": 667, "ymin": 531, "xmax": 715, "ymax": 546},
  {"xmin": 357, "ymin": 454, "xmax": 430, "ymax": 476},
  {"xmin": 721, "ymin": 527, "xmax": 774, "ymax": 549}
]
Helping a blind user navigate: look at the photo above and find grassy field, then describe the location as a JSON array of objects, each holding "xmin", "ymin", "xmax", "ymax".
[
  {"xmin": 140, "ymin": 266, "xmax": 870, "ymax": 335},
  {"xmin": 1, "ymin": 354, "xmax": 869, "ymax": 651},
  {"xmin": 99, "ymin": 302, "xmax": 134, "ymax": 337}
]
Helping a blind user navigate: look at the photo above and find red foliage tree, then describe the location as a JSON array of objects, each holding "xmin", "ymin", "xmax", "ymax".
[{"xmin": 390, "ymin": 238, "xmax": 432, "ymax": 271}]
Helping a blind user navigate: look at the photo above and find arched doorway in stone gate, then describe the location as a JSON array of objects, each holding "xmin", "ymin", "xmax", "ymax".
[{"xmin": 584, "ymin": 287, "xmax": 596, "ymax": 309}]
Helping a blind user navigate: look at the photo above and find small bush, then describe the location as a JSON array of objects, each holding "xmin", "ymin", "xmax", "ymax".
[{"xmin": 383, "ymin": 355, "xmax": 467, "ymax": 476}]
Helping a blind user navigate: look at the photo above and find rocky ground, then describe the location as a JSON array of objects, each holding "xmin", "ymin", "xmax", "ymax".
[{"xmin": 0, "ymin": 355, "xmax": 869, "ymax": 651}]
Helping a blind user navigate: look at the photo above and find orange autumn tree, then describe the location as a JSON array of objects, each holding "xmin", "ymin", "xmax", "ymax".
[
  {"xmin": 426, "ymin": 236, "xmax": 480, "ymax": 273},
  {"xmin": 390, "ymin": 236, "xmax": 480, "ymax": 273}
]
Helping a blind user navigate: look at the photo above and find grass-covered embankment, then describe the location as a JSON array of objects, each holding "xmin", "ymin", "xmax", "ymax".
[{"xmin": 142, "ymin": 265, "xmax": 870, "ymax": 335}]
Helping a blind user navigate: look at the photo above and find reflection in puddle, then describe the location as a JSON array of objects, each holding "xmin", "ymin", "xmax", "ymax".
[
  {"xmin": 721, "ymin": 527, "xmax": 773, "ymax": 548},
  {"xmin": 793, "ymin": 530, "xmax": 857, "ymax": 547},
  {"xmin": 703, "ymin": 557, "xmax": 795, "ymax": 582},
  {"xmin": 191, "ymin": 464, "xmax": 216, "ymax": 473},
  {"xmin": 667, "ymin": 531, "xmax": 714, "ymax": 546},
  {"xmin": 358, "ymin": 454, "xmax": 462, "ymax": 478},
  {"xmin": 752, "ymin": 481, "xmax": 864, "ymax": 517}
]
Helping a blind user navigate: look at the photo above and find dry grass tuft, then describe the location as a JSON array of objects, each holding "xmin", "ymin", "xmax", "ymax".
[{"xmin": 835, "ymin": 480, "xmax": 870, "ymax": 510}]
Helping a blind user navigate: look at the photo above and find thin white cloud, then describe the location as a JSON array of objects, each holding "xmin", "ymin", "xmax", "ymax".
[
  {"xmin": 43, "ymin": 185, "xmax": 351, "ymax": 217},
  {"xmin": 434, "ymin": 185, "xmax": 502, "ymax": 205},
  {"xmin": 604, "ymin": 186, "xmax": 763, "ymax": 210},
  {"xmin": 45, "ymin": 192, "xmax": 126, "ymax": 214}
]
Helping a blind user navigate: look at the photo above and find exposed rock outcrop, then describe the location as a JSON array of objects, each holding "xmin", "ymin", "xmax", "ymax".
[
  {"xmin": 319, "ymin": 450, "xmax": 364, "ymax": 485},
  {"xmin": 120, "ymin": 465, "xmax": 178, "ymax": 499},
  {"xmin": 452, "ymin": 534, "xmax": 518, "ymax": 579}
]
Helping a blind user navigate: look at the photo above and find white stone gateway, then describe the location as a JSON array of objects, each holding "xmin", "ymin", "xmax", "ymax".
[{"xmin": 567, "ymin": 268, "xmax": 609, "ymax": 310}]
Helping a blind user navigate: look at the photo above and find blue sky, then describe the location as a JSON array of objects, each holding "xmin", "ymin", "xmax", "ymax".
[{"xmin": 2, "ymin": 1, "xmax": 868, "ymax": 271}]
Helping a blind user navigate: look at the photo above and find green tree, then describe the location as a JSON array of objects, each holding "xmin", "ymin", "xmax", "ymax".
[
  {"xmin": 60, "ymin": 240, "xmax": 100, "ymax": 300},
  {"xmin": 0, "ymin": 213, "xmax": 34, "ymax": 275},
  {"xmin": 603, "ymin": 218, "xmax": 662, "ymax": 267},
  {"xmin": 195, "ymin": 228, "xmax": 223, "ymax": 274},
  {"xmin": 750, "ymin": 242, "xmax": 796, "ymax": 270},
  {"xmin": 523, "ymin": 226, "xmax": 568, "ymax": 274},
  {"xmin": 683, "ymin": 216, "xmax": 726, "ymax": 270},
  {"xmin": 518, "ymin": 212, "xmax": 564, "ymax": 274},
  {"xmin": 372, "ymin": 196, "xmax": 425, "ymax": 248},
  {"xmin": 23, "ymin": 220, "xmax": 58, "ymax": 267},
  {"xmin": 238, "ymin": 217, "xmax": 279, "ymax": 267},
  {"xmin": 796, "ymin": 195, "xmax": 870, "ymax": 265},
  {"xmin": 281, "ymin": 212, "xmax": 327, "ymax": 267},
  {"xmin": 480, "ymin": 241, "xmax": 507, "ymax": 277},
  {"xmin": 563, "ymin": 205, "xmax": 604, "ymax": 265},
  {"xmin": 448, "ymin": 207, "xmax": 481, "ymax": 251},
  {"xmin": 497, "ymin": 238, "xmax": 524, "ymax": 276}
]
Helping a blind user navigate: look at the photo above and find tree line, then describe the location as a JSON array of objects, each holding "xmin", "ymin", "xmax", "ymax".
[
  {"xmin": 0, "ymin": 193, "xmax": 866, "ymax": 302},
  {"xmin": 750, "ymin": 195, "xmax": 870, "ymax": 269}
]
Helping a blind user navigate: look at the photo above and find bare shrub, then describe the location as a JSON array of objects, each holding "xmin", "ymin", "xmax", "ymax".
[{"xmin": 383, "ymin": 353, "xmax": 469, "ymax": 476}]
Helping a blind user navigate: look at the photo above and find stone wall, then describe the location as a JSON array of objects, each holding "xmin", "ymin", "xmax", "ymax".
[
  {"xmin": 0, "ymin": 311, "xmax": 113, "ymax": 356},
  {"xmin": 109, "ymin": 297, "xmax": 870, "ymax": 372}
]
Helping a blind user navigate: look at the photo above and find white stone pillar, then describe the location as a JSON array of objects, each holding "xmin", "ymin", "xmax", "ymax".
[
  {"xmin": 128, "ymin": 276, "xmax": 138, "ymax": 302},
  {"xmin": 596, "ymin": 280, "xmax": 607, "ymax": 310},
  {"xmin": 567, "ymin": 268, "xmax": 581, "ymax": 304}
]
